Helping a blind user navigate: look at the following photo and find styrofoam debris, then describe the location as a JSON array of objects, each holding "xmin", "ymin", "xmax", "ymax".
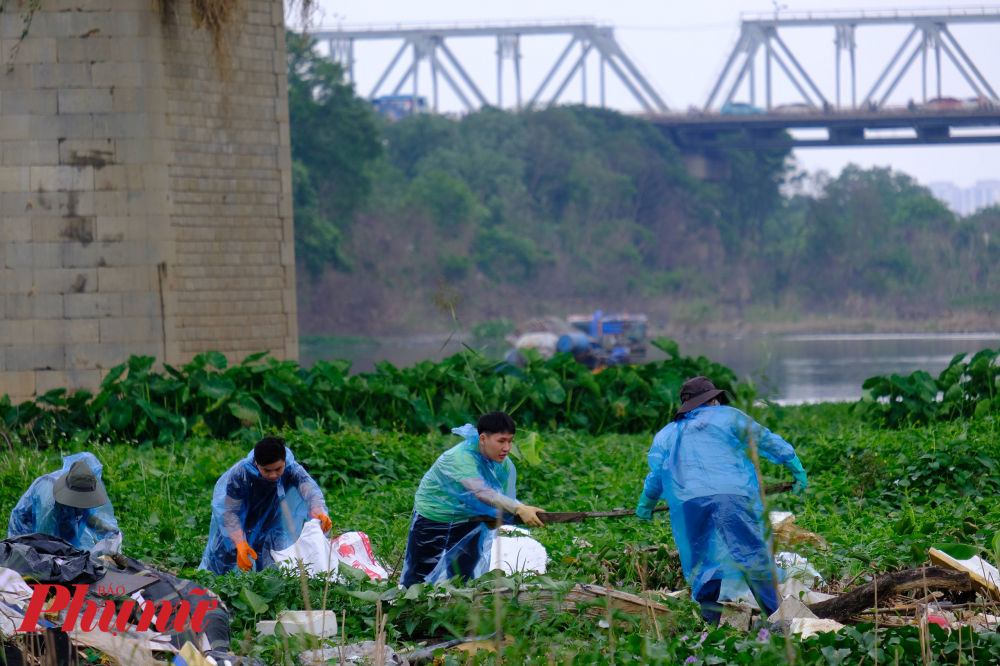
[
  {"xmin": 720, "ymin": 602, "xmax": 754, "ymax": 631},
  {"xmin": 300, "ymin": 641, "xmax": 408, "ymax": 666},
  {"xmin": 790, "ymin": 617, "xmax": 844, "ymax": 639},
  {"xmin": 256, "ymin": 610, "xmax": 339, "ymax": 638},
  {"xmin": 768, "ymin": 597, "xmax": 817, "ymax": 625}
]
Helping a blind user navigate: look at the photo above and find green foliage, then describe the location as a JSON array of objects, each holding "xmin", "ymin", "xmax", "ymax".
[
  {"xmin": 6, "ymin": 400, "xmax": 1000, "ymax": 664},
  {"xmin": 286, "ymin": 31, "xmax": 381, "ymax": 277},
  {"xmin": 0, "ymin": 342, "xmax": 738, "ymax": 444},
  {"xmin": 857, "ymin": 348, "xmax": 1000, "ymax": 426},
  {"xmin": 471, "ymin": 318, "xmax": 515, "ymax": 341},
  {"xmin": 405, "ymin": 169, "xmax": 481, "ymax": 231}
]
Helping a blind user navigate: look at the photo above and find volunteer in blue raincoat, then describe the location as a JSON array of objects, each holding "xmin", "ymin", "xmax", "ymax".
[
  {"xmin": 8, "ymin": 452, "xmax": 121, "ymax": 552},
  {"xmin": 636, "ymin": 376, "xmax": 808, "ymax": 625},
  {"xmin": 399, "ymin": 411, "xmax": 547, "ymax": 587},
  {"xmin": 200, "ymin": 436, "xmax": 331, "ymax": 575}
]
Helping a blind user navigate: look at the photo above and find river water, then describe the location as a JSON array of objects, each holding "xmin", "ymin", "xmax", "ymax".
[{"xmin": 300, "ymin": 332, "xmax": 1000, "ymax": 405}]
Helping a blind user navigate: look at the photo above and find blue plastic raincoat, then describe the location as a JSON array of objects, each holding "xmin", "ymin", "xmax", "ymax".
[
  {"xmin": 199, "ymin": 448, "xmax": 328, "ymax": 575},
  {"xmin": 399, "ymin": 425, "xmax": 521, "ymax": 587},
  {"xmin": 8, "ymin": 452, "xmax": 121, "ymax": 552},
  {"xmin": 641, "ymin": 405, "xmax": 805, "ymax": 599}
]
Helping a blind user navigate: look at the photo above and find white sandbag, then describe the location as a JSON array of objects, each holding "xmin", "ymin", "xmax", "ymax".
[
  {"xmin": 489, "ymin": 526, "xmax": 548, "ymax": 575},
  {"xmin": 271, "ymin": 520, "xmax": 387, "ymax": 580}
]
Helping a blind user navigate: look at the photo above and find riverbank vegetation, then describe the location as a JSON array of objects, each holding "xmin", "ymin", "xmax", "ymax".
[
  {"xmin": 3, "ymin": 397, "xmax": 1000, "ymax": 664},
  {"xmin": 286, "ymin": 33, "xmax": 1000, "ymax": 337}
]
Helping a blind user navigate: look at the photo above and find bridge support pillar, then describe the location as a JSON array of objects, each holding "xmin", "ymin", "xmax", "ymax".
[{"xmin": 0, "ymin": 0, "xmax": 297, "ymax": 403}]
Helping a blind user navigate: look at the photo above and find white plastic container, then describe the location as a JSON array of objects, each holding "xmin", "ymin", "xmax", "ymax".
[{"xmin": 256, "ymin": 611, "xmax": 339, "ymax": 638}]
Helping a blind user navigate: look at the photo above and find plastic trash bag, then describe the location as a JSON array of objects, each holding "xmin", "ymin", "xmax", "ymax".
[
  {"xmin": 0, "ymin": 567, "xmax": 33, "ymax": 635},
  {"xmin": 8, "ymin": 452, "xmax": 121, "ymax": 552},
  {"xmin": 720, "ymin": 551, "xmax": 831, "ymax": 607},
  {"xmin": 642, "ymin": 405, "xmax": 803, "ymax": 600},
  {"xmin": 271, "ymin": 520, "xmax": 387, "ymax": 580},
  {"xmin": 199, "ymin": 448, "xmax": 328, "ymax": 575},
  {"xmin": 489, "ymin": 526, "xmax": 548, "ymax": 575},
  {"xmin": 0, "ymin": 534, "xmax": 105, "ymax": 584},
  {"xmin": 400, "ymin": 425, "xmax": 521, "ymax": 586}
]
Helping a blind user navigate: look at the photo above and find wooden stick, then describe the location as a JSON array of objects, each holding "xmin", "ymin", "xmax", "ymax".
[
  {"xmin": 470, "ymin": 484, "xmax": 794, "ymax": 525},
  {"xmin": 808, "ymin": 567, "xmax": 971, "ymax": 623}
]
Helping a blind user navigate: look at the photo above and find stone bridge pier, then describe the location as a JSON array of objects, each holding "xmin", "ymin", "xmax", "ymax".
[{"xmin": 0, "ymin": 0, "xmax": 297, "ymax": 403}]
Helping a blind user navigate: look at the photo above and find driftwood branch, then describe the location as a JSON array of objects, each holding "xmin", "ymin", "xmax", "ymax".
[{"xmin": 808, "ymin": 567, "xmax": 971, "ymax": 622}]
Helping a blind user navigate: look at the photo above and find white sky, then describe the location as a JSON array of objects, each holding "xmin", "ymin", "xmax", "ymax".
[{"xmin": 302, "ymin": 0, "xmax": 1000, "ymax": 188}]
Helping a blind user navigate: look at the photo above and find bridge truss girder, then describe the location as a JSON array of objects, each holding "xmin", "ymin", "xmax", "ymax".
[
  {"xmin": 704, "ymin": 9, "xmax": 1000, "ymax": 112},
  {"xmin": 311, "ymin": 23, "xmax": 668, "ymax": 114}
]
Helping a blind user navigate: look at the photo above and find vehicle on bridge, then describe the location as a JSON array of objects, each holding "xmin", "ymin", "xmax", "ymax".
[
  {"xmin": 772, "ymin": 103, "xmax": 816, "ymax": 115},
  {"xmin": 372, "ymin": 95, "xmax": 428, "ymax": 120},
  {"xmin": 721, "ymin": 102, "xmax": 764, "ymax": 116},
  {"xmin": 924, "ymin": 97, "xmax": 962, "ymax": 111}
]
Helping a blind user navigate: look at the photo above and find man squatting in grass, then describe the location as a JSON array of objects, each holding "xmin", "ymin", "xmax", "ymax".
[
  {"xmin": 636, "ymin": 376, "xmax": 809, "ymax": 625},
  {"xmin": 200, "ymin": 436, "xmax": 333, "ymax": 575},
  {"xmin": 400, "ymin": 411, "xmax": 547, "ymax": 587}
]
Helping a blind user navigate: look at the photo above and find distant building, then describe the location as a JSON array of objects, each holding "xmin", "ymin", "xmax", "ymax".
[
  {"xmin": 929, "ymin": 181, "xmax": 963, "ymax": 214},
  {"xmin": 929, "ymin": 180, "xmax": 1000, "ymax": 216}
]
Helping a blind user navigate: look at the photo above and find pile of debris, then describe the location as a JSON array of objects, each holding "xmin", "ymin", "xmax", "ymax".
[{"xmin": 0, "ymin": 534, "xmax": 257, "ymax": 666}]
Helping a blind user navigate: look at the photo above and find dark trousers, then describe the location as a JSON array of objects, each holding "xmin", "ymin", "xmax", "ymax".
[
  {"xmin": 695, "ymin": 578, "xmax": 780, "ymax": 626},
  {"xmin": 399, "ymin": 514, "xmax": 483, "ymax": 588}
]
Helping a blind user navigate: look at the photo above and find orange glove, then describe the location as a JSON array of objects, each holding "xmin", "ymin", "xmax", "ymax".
[
  {"xmin": 310, "ymin": 510, "xmax": 332, "ymax": 533},
  {"xmin": 235, "ymin": 542, "xmax": 257, "ymax": 572}
]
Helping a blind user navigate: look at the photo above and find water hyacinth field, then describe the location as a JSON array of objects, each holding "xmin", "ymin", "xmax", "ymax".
[{"xmin": 3, "ymin": 345, "xmax": 1000, "ymax": 665}]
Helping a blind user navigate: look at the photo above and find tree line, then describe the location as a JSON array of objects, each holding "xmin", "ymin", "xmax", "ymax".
[{"xmin": 286, "ymin": 32, "xmax": 1000, "ymax": 333}]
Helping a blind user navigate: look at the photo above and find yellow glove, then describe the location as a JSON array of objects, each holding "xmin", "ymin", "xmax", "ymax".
[
  {"xmin": 515, "ymin": 505, "xmax": 546, "ymax": 528},
  {"xmin": 310, "ymin": 510, "xmax": 332, "ymax": 532},
  {"xmin": 235, "ymin": 542, "xmax": 257, "ymax": 572}
]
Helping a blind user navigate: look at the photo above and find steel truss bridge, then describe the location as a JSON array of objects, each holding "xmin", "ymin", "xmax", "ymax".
[
  {"xmin": 312, "ymin": 21, "xmax": 667, "ymax": 113},
  {"xmin": 312, "ymin": 9, "xmax": 1000, "ymax": 150}
]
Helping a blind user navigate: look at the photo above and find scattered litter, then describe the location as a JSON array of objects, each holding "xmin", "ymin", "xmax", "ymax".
[
  {"xmin": 271, "ymin": 521, "xmax": 386, "ymax": 580},
  {"xmin": 770, "ymin": 512, "xmax": 795, "ymax": 530},
  {"xmin": 720, "ymin": 552, "xmax": 833, "ymax": 608},
  {"xmin": 790, "ymin": 618, "xmax": 844, "ymax": 639},
  {"xmin": 572, "ymin": 537, "xmax": 593, "ymax": 548},
  {"xmin": 768, "ymin": 597, "xmax": 817, "ymax": 627},
  {"xmin": 770, "ymin": 512, "xmax": 827, "ymax": 550},
  {"xmin": 455, "ymin": 634, "xmax": 514, "ymax": 655},
  {"xmin": 0, "ymin": 567, "xmax": 32, "ymax": 634},
  {"xmin": 0, "ymin": 534, "xmax": 104, "ymax": 583},
  {"xmin": 69, "ymin": 628, "xmax": 164, "ymax": 666},
  {"xmin": 87, "ymin": 570, "xmax": 158, "ymax": 597},
  {"xmin": 300, "ymin": 641, "xmax": 409, "ymax": 666},
  {"xmin": 256, "ymin": 610, "xmax": 339, "ymax": 638},
  {"xmin": 927, "ymin": 614, "xmax": 951, "ymax": 632},
  {"xmin": 174, "ymin": 641, "xmax": 212, "ymax": 666},
  {"xmin": 720, "ymin": 602, "xmax": 754, "ymax": 631},
  {"xmin": 929, "ymin": 547, "xmax": 1000, "ymax": 599},
  {"xmin": 490, "ymin": 526, "xmax": 548, "ymax": 575}
]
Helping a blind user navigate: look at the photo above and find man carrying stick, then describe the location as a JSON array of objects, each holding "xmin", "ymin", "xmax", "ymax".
[{"xmin": 400, "ymin": 411, "xmax": 546, "ymax": 587}]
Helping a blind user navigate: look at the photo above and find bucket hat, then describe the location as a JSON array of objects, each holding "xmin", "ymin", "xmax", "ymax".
[
  {"xmin": 675, "ymin": 376, "xmax": 729, "ymax": 420},
  {"xmin": 52, "ymin": 460, "xmax": 109, "ymax": 509}
]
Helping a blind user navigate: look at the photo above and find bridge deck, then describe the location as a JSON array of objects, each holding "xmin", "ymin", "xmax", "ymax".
[{"xmin": 647, "ymin": 109, "xmax": 1000, "ymax": 149}]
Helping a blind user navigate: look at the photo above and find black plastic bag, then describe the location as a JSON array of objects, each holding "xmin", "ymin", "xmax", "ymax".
[{"xmin": 0, "ymin": 534, "xmax": 105, "ymax": 584}]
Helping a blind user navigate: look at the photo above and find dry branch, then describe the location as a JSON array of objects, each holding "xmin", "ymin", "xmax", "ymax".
[{"xmin": 808, "ymin": 567, "xmax": 971, "ymax": 622}]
